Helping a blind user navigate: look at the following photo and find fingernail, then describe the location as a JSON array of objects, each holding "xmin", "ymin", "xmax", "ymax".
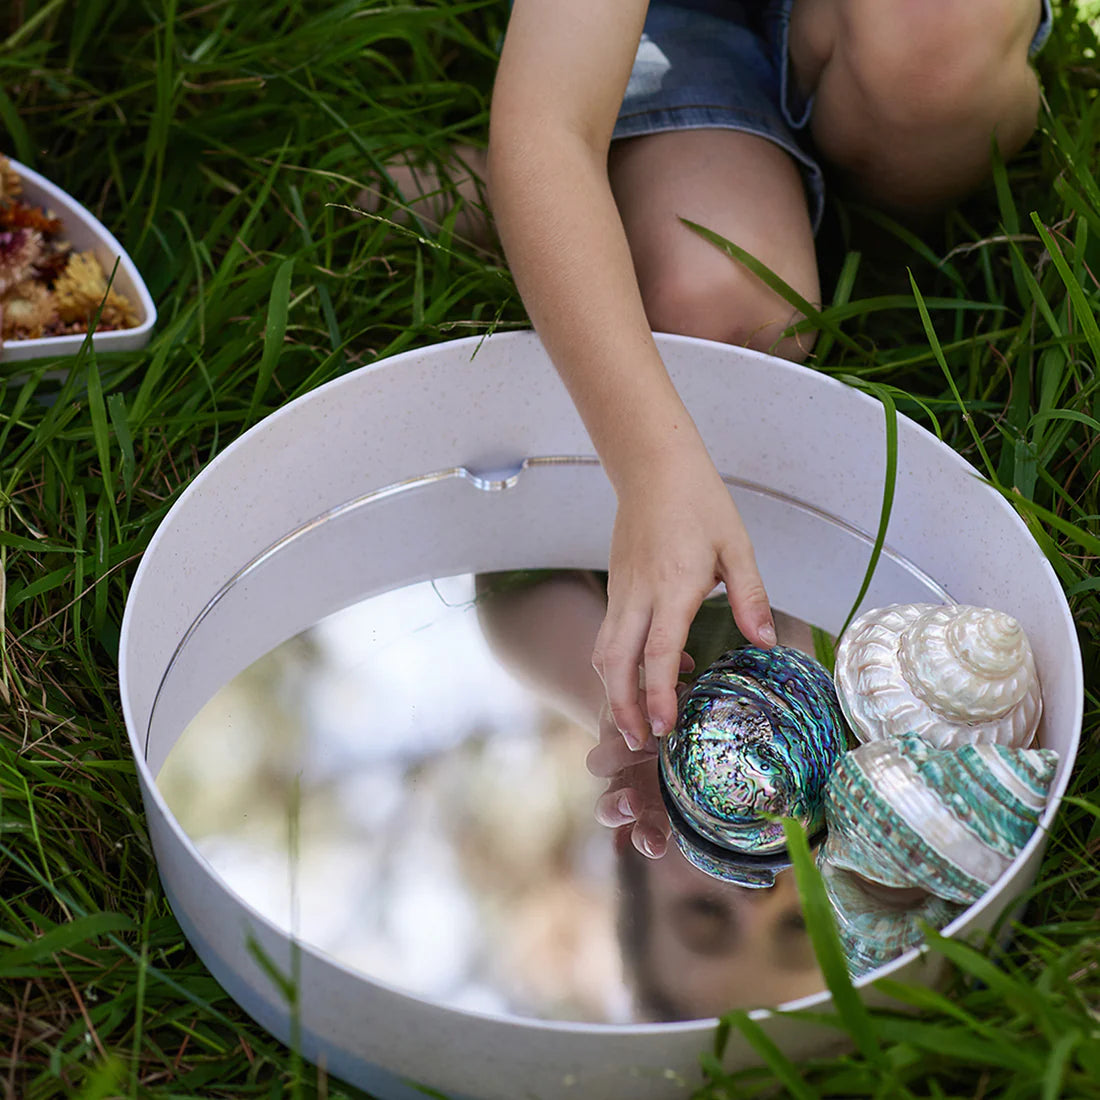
[
  {"xmin": 621, "ymin": 728, "xmax": 643, "ymax": 752},
  {"xmin": 641, "ymin": 834, "xmax": 664, "ymax": 858},
  {"xmin": 760, "ymin": 623, "xmax": 777, "ymax": 647},
  {"xmin": 650, "ymin": 717, "xmax": 669, "ymax": 738},
  {"xmin": 616, "ymin": 792, "xmax": 634, "ymax": 821}
]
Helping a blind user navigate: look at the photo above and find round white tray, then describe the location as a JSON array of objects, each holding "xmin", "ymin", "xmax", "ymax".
[{"xmin": 119, "ymin": 331, "xmax": 1083, "ymax": 1100}]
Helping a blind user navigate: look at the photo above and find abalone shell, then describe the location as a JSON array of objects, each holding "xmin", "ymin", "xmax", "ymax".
[{"xmin": 659, "ymin": 645, "xmax": 849, "ymax": 888}]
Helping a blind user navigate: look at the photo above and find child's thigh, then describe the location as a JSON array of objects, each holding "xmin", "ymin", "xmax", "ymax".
[{"xmin": 608, "ymin": 129, "xmax": 819, "ymax": 361}]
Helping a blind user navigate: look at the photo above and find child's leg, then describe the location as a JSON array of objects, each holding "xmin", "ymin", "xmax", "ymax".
[
  {"xmin": 609, "ymin": 129, "xmax": 820, "ymax": 362},
  {"xmin": 787, "ymin": 0, "xmax": 1043, "ymax": 210},
  {"xmin": 355, "ymin": 146, "xmax": 495, "ymax": 251}
]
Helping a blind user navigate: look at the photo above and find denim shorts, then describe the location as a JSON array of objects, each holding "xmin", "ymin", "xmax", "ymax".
[{"xmin": 613, "ymin": 0, "xmax": 1054, "ymax": 231}]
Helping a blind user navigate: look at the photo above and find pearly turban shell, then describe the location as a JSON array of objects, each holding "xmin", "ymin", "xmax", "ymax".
[{"xmin": 833, "ymin": 603, "xmax": 1042, "ymax": 748}]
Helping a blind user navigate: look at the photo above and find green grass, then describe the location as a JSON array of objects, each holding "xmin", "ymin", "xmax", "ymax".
[{"xmin": 1, "ymin": 0, "xmax": 1098, "ymax": 1097}]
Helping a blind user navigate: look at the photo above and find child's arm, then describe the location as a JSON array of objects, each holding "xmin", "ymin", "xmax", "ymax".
[{"xmin": 489, "ymin": 0, "xmax": 777, "ymax": 748}]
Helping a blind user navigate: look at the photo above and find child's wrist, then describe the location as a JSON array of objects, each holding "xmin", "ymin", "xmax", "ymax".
[{"xmin": 604, "ymin": 426, "xmax": 715, "ymax": 498}]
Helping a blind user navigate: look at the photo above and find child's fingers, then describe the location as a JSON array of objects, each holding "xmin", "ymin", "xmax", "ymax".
[
  {"xmin": 720, "ymin": 545, "xmax": 776, "ymax": 649},
  {"xmin": 586, "ymin": 735, "xmax": 654, "ymax": 779},
  {"xmin": 592, "ymin": 606, "xmax": 652, "ymax": 749},
  {"xmin": 595, "ymin": 791, "xmax": 670, "ymax": 859},
  {"xmin": 595, "ymin": 786, "xmax": 637, "ymax": 827},
  {"xmin": 642, "ymin": 598, "xmax": 697, "ymax": 737},
  {"xmin": 594, "ymin": 788, "xmax": 670, "ymax": 858},
  {"xmin": 630, "ymin": 812, "xmax": 671, "ymax": 859}
]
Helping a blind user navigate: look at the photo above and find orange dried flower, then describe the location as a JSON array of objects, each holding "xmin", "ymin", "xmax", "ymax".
[
  {"xmin": 0, "ymin": 200, "xmax": 64, "ymax": 236},
  {"xmin": 53, "ymin": 250, "xmax": 139, "ymax": 329},
  {"xmin": 2, "ymin": 279, "xmax": 57, "ymax": 340},
  {"xmin": 0, "ymin": 159, "xmax": 140, "ymax": 345}
]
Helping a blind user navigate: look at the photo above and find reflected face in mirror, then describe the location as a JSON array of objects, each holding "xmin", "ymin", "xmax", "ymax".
[
  {"xmin": 617, "ymin": 825, "xmax": 822, "ymax": 1021},
  {"xmin": 159, "ymin": 571, "xmax": 829, "ymax": 1025}
]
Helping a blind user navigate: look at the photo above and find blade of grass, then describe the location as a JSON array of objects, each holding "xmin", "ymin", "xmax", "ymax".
[
  {"xmin": 835, "ymin": 378, "xmax": 897, "ymax": 636},
  {"xmin": 909, "ymin": 270, "xmax": 1001, "ymax": 481},
  {"xmin": 782, "ymin": 818, "xmax": 882, "ymax": 1066},
  {"xmin": 680, "ymin": 216, "xmax": 872, "ymax": 360},
  {"xmin": 1030, "ymin": 213, "xmax": 1100, "ymax": 369},
  {"xmin": 0, "ymin": 912, "xmax": 133, "ymax": 976},
  {"xmin": 1043, "ymin": 1030, "xmax": 1081, "ymax": 1100},
  {"xmin": 249, "ymin": 257, "xmax": 294, "ymax": 422},
  {"xmin": 997, "ymin": 484, "xmax": 1100, "ymax": 556},
  {"xmin": 719, "ymin": 1010, "xmax": 818, "ymax": 1100},
  {"xmin": 106, "ymin": 394, "xmax": 136, "ymax": 498},
  {"xmin": 288, "ymin": 183, "xmax": 344, "ymax": 363}
]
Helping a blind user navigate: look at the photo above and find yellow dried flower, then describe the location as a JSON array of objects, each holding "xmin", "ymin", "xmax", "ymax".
[
  {"xmin": 2, "ymin": 279, "xmax": 57, "ymax": 340},
  {"xmin": 0, "ymin": 155, "xmax": 22, "ymax": 204},
  {"xmin": 53, "ymin": 250, "xmax": 139, "ymax": 329}
]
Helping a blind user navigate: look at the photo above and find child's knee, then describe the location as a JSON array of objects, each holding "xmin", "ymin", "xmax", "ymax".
[
  {"xmin": 638, "ymin": 260, "xmax": 817, "ymax": 363},
  {"xmin": 836, "ymin": 0, "xmax": 1040, "ymax": 133},
  {"xmin": 802, "ymin": 0, "xmax": 1042, "ymax": 205}
]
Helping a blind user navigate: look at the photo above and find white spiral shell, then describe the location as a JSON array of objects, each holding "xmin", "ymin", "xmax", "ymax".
[{"xmin": 834, "ymin": 603, "xmax": 1042, "ymax": 748}]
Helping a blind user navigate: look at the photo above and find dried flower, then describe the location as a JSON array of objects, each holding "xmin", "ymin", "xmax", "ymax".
[
  {"xmin": 0, "ymin": 155, "xmax": 21, "ymax": 204},
  {"xmin": 0, "ymin": 199, "xmax": 64, "ymax": 236},
  {"xmin": 33, "ymin": 246, "xmax": 73, "ymax": 286},
  {"xmin": 53, "ymin": 250, "xmax": 139, "ymax": 329},
  {"xmin": 0, "ymin": 229, "xmax": 45, "ymax": 295},
  {"xmin": 0, "ymin": 158, "xmax": 140, "ymax": 347},
  {"xmin": 2, "ymin": 279, "xmax": 57, "ymax": 340}
]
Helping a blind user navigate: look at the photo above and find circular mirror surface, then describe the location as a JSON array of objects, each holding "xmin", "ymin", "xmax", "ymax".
[{"xmin": 158, "ymin": 571, "xmax": 933, "ymax": 1023}]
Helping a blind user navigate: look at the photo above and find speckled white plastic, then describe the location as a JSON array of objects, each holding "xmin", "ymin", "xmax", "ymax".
[
  {"xmin": 119, "ymin": 331, "xmax": 1083, "ymax": 1100},
  {"xmin": 1, "ymin": 160, "xmax": 156, "ymax": 361}
]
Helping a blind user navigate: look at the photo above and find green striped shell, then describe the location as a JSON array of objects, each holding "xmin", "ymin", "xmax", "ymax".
[
  {"xmin": 819, "ymin": 733, "xmax": 1057, "ymax": 904},
  {"xmin": 817, "ymin": 733, "xmax": 1058, "ymax": 976}
]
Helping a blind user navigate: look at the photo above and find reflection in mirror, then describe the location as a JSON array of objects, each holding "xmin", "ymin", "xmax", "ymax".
[{"xmin": 159, "ymin": 572, "xmax": 828, "ymax": 1023}]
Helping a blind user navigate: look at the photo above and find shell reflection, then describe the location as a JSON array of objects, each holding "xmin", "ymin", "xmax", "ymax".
[{"xmin": 659, "ymin": 645, "xmax": 848, "ymax": 888}]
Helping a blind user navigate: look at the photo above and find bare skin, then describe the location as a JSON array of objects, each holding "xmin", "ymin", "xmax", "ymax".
[
  {"xmin": 789, "ymin": 0, "xmax": 1042, "ymax": 210},
  {"xmin": 489, "ymin": 0, "xmax": 1043, "ymax": 760},
  {"xmin": 355, "ymin": 147, "xmax": 494, "ymax": 252},
  {"xmin": 608, "ymin": 129, "xmax": 819, "ymax": 360},
  {"xmin": 490, "ymin": 2, "xmax": 781, "ymax": 756}
]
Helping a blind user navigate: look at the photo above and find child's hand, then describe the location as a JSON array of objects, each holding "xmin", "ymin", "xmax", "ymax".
[
  {"xmin": 587, "ymin": 704, "xmax": 670, "ymax": 858},
  {"xmin": 592, "ymin": 450, "xmax": 775, "ymax": 752}
]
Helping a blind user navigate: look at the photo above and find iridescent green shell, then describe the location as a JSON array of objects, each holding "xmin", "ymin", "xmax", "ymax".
[
  {"xmin": 659, "ymin": 645, "xmax": 849, "ymax": 888},
  {"xmin": 817, "ymin": 732, "xmax": 1058, "ymax": 976},
  {"xmin": 819, "ymin": 733, "xmax": 1057, "ymax": 904}
]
